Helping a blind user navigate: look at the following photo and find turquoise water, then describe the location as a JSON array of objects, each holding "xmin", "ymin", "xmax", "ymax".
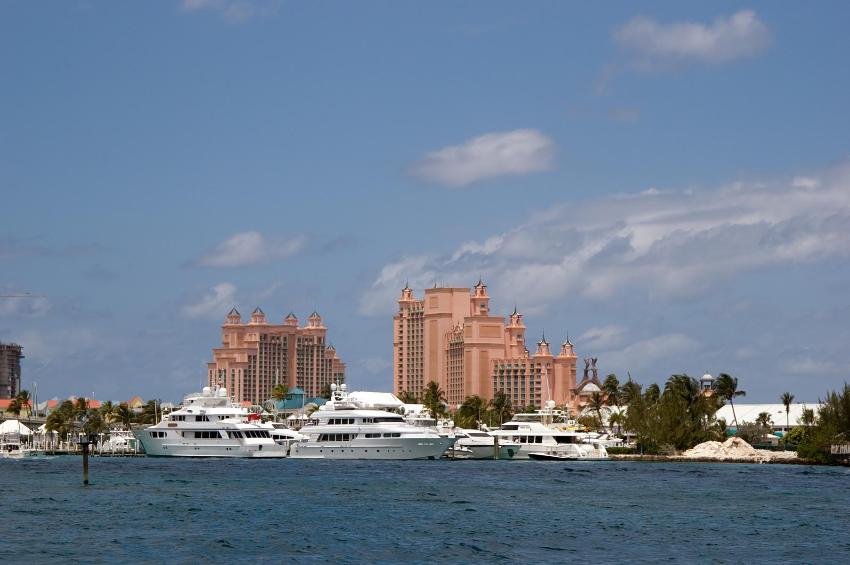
[{"xmin": 2, "ymin": 457, "xmax": 849, "ymax": 563}]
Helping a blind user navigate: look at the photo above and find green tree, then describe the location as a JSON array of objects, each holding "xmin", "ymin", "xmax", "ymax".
[
  {"xmin": 755, "ymin": 411, "xmax": 772, "ymax": 428},
  {"xmin": 99, "ymin": 401, "xmax": 116, "ymax": 425},
  {"xmin": 603, "ymin": 374, "xmax": 620, "ymax": 409},
  {"xmin": 488, "ymin": 390, "xmax": 513, "ymax": 426},
  {"xmin": 588, "ymin": 391, "xmax": 606, "ymax": 431},
  {"xmin": 114, "ymin": 403, "xmax": 133, "ymax": 430},
  {"xmin": 714, "ymin": 373, "xmax": 746, "ymax": 429},
  {"xmin": 397, "ymin": 390, "xmax": 418, "ymax": 404},
  {"xmin": 608, "ymin": 412, "xmax": 624, "ymax": 436},
  {"xmin": 422, "ymin": 381, "xmax": 447, "ymax": 419},
  {"xmin": 272, "ymin": 384, "xmax": 289, "ymax": 403},
  {"xmin": 780, "ymin": 392, "xmax": 795, "ymax": 431},
  {"xmin": 139, "ymin": 400, "xmax": 159, "ymax": 424},
  {"xmin": 319, "ymin": 383, "xmax": 332, "ymax": 400},
  {"xmin": 644, "ymin": 383, "xmax": 661, "ymax": 405},
  {"xmin": 46, "ymin": 400, "xmax": 77, "ymax": 440},
  {"xmin": 455, "ymin": 395, "xmax": 487, "ymax": 429}
]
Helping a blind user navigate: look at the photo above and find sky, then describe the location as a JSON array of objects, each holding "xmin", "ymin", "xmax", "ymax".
[{"xmin": 2, "ymin": 1, "xmax": 849, "ymax": 403}]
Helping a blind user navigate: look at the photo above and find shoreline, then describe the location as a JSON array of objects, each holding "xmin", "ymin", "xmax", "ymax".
[{"xmin": 609, "ymin": 454, "xmax": 828, "ymax": 465}]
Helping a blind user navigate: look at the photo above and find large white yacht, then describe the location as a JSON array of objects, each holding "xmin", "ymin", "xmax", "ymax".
[
  {"xmin": 289, "ymin": 384, "xmax": 455, "ymax": 460},
  {"xmin": 134, "ymin": 387, "xmax": 288, "ymax": 458},
  {"xmin": 490, "ymin": 402, "xmax": 608, "ymax": 460}
]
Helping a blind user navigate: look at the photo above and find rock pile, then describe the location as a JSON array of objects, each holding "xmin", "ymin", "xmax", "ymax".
[{"xmin": 681, "ymin": 437, "xmax": 797, "ymax": 463}]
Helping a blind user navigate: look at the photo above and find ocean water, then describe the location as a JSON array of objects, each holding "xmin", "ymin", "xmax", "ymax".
[{"xmin": 2, "ymin": 457, "xmax": 849, "ymax": 563}]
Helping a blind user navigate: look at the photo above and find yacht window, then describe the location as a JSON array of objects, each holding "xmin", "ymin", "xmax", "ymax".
[
  {"xmin": 365, "ymin": 433, "xmax": 380, "ymax": 438},
  {"xmin": 374, "ymin": 417, "xmax": 404, "ymax": 423},
  {"xmin": 383, "ymin": 433, "xmax": 401, "ymax": 438}
]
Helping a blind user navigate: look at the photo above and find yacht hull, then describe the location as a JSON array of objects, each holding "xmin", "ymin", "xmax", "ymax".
[
  {"xmin": 134, "ymin": 434, "xmax": 288, "ymax": 458},
  {"xmin": 289, "ymin": 437, "xmax": 455, "ymax": 460}
]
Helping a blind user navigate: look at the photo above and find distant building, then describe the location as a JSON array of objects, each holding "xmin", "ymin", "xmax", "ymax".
[
  {"xmin": 207, "ymin": 308, "xmax": 346, "ymax": 404},
  {"xmin": 393, "ymin": 281, "xmax": 578, "ymax": 409},
  {"xmin": 716, "ymin": 403, "xmax": 823, "ymax": 434},
  {"xmin": 0, "ymin": 342, "xmax": 24, "ymax": 399}
]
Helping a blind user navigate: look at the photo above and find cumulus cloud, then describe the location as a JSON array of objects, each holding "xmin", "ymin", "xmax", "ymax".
[
  {"xmin": 179, "ymin": 0, "xmax": 280, "ymax": 23},
  {"xmin": 615, "ymin": 9, "xmax": 770, "ymax": 69},
  {"xmin": 181, "ymin": 283, "xmax": 237, "ymax": 319},
  {"xmin": 410, "ymin": 129, "xmax": 555, "ymax": 187},
  {"xmin": 197, "ymin": 231, "xmax": 304, "ymax": 267},
  {"xmin": 362, "ymin": 161, "xmax": 850, "ymax": 315}
]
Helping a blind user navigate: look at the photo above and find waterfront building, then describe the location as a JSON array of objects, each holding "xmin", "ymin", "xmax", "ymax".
[
  {"xmin": 207, "ymin": 308, "xmax": 346, "ymax": 404},
  {"xmin": 393, "ymin": 281, "xmax": 577, "ymax": 409},
  {"xmin": 0, "ymin": 342, "xmax": 24, "ymax": 399},
  {"xmin": 715, "ymin": 403, "xmax": 823, "ymax": 435}
]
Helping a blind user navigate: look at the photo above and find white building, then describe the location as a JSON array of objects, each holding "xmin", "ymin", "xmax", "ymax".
[{"xmin": 715, "ymin": 403, "xmax": 822, "ymax": 433}]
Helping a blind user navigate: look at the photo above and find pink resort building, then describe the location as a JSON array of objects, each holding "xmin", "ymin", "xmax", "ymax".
[
  {"xmin": 394, "ymin": 281, "xmax": 587, "ymax": 410},
  {"xmin": 207, "ymin": 308, "xmax": 346, "ymax": 404}
]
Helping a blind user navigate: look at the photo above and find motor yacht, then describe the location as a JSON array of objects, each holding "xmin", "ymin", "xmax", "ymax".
[
  {"xmin": 134, "ymin": 387, "xmax": 288, "ymax": 458},
  {"xmin": 454, "ymin": 428, "xmax": 521, "ymax": 459},
  {"xmin": 288, "ymin": 384, "xmax": 455, "ymax": 460},
  {"xmin": 490, "ymin": 402, "xmax": 608, "ymax": 460}
]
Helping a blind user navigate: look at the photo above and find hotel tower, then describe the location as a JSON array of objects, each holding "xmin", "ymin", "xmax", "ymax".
[
  {"xmin": 393, "ymin": 281, "xmax": 579, "ymax": 409},
  {"xmin": 207, "ymin": 308, "xmax": 346, "ymax": 404}
]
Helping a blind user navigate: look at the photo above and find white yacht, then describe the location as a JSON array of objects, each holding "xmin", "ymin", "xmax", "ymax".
[
  {"xmin": 134, "ymin": 387, "xmax": 288, "ymax": 458},
  {"xmin": 289, "ymin": 384, "xmax": 455, "ymax": 460},
  {"xmin": 454, "ymin": 428, "xmax": 521, "ymax": 460},
  {"xmin": 490, "ymin": 402, "xmax": 608, "ymax": 460},
  {"xmin": 100, "ymin": 429, "xmax": 140, "ymax": 454}
]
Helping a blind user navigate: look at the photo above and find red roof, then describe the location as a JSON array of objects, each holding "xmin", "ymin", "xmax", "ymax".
[{"xmin": 0, "ymin": 398, "xmax": 32, "ymax": 409}]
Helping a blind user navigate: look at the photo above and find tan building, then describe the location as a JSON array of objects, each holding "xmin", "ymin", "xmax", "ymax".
[
  {"xmin": 393, "ymin": 281, "xmax": 578, "ymax": 409},
  {"xmin": 208, "ymin": 308, "xmax": 345, "ymax": 404}
]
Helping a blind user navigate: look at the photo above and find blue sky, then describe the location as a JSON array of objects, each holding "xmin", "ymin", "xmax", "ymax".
[{"xmin": 2, "ymin": 1, "xmax": 849, "ymax": 403}]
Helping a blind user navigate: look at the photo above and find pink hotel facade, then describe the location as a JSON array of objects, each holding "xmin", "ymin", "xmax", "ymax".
[
  {"xmin": 207, "ymin": 308, "xmax": 345, "ymax": 405},
  {"xmin": 393, "ymin": 281, "xmax": 581, "ymax": 409}
]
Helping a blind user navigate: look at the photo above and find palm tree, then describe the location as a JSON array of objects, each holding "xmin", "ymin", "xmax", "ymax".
[
  {"xmin": 715, "ymin": 373, "xmax": 746, "ymax": 429},
  {"xmin": 422, "ymin": 381, "xmax": 447, "ymax": 419},
  {"xmin": 588, "ymin": 391, "xmax": 606, "ymax": 431},
  {"xmin": 455, "ymin": 395, "xmax": 487, "ymax": 429},
  {"xmin": 115, "ymin": 403, "xmax": 133, "ymax": 430},
  {"xmin": 100, "ymin": 400, "xmax": 116, "ymax": 425},
  {"xmin": 781, "ymin": 392, "xmax": 795, "ymax": 431},
  {"xmin": 8, "ymin": 396, "xmax": 23, "ymax": 417},
  {"xmin": 608, "ymin": 411, "xmax": 624, "ymax": 436},
  {"xmin": 271, "ymin": 384, "xmax": 289, "ymax": 421},
  {"xmin": 603, "ymin": 374, "xmax": 620, "ymax": 409},
  {"xmin": 397, "ymin": 390, "xmax": 418, "ymax": 404},
  {"xmin": 488, "ymin": 390, "xmax": 513, "ymax": 426},
  {"xmin": 16, "ymin": 389, "xmax": 31, "ymax": 417},
  {"xmin": 755, "ymin": 411, "xmax": 772, "ymax": 428},
  {"xmin": 319, "ymin": 383, "xmax": 332, "ymax": 400},
  {"xmin": 644, "ymin": 383, "xmax": 661, "ymax": 404}
]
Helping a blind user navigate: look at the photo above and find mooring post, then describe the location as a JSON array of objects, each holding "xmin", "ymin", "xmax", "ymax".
[
  {"xmin": 493, "ymin": 432, "xmax": 499, "ymax": 460},
  {"xmin": 80, "ymin": 434, "xmax": 90, "ymax": 486}
]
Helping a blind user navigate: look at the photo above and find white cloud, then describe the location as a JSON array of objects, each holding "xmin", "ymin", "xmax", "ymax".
[
  {"xmin": 181, "ymin": 283, "xmax": 237, "ymax": 319},
  {"xmin": 363, "ymin": 161, "xmax": 850, "ymax": 313},
  {"xmin": 359, "ymin": 256, "xmax": 438, "ymax": 316},
  {"xmin": 410, "ymin": 129, "xmax": 555, "ymax": 187},
  {"xmin": 615, "ymin": 10, "xmax": 770, "ymax": 68},
  {"xmin": 179, "ymin": 0, "xmax": 279, "ymax": 23},
  {"xmin": 579, "ymin": 325, "xmax": 628, "ymax": 350},
  {"xmin": 197, "ymin": 231, "xmax": 304, "ymax": 267}
]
